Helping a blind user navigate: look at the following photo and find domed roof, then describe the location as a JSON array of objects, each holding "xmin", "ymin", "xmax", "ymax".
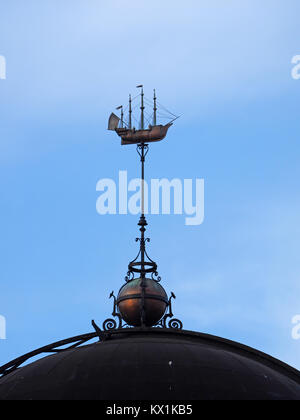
[{"xmin": 0, "ymin": 328, "xmax": 299, "ymax": 400}]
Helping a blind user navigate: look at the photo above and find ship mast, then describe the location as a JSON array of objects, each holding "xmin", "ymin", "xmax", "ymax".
[
  {"xmin": 137, "ymin": 85, "xmax": 144, "ymax": 130},
  {"xmin": 153, "ymin": 89, "xmax": 157, "ymax": 126},
  {"xmin": 128, "ymin": 95, "xmax": 132, "ymax": 130}
]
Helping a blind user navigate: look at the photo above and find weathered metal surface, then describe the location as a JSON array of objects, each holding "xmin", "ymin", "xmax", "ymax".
[
  {"xmin": 117, "ymin": 123, "xmax": 172, "ymax": 145},
  {"xmin": 0, "ymin": 329, "xmax": 300, "ymax": 400},
  {"xmin": 117, "ymin": 278, "xmax": 168, "ymax": 327}
]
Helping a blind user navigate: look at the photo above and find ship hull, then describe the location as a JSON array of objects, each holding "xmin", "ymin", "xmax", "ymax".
[{"xmin": 116, "ymin": 124, "xmax": 172, "ymax": 145}]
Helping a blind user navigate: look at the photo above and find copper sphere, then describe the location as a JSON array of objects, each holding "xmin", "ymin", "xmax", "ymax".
[{"xmin": 117, "ymin": 278, "xmax": 168, "ymax": 327}]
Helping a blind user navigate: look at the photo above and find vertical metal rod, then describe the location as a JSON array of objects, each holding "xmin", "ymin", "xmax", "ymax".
[
  {"xmin": 129, "ymin": 95, "xmax": 132, "ymax": 129},
  {"xmin": 141, "ymin": 146, "xmax": 145, "ymax": 216},
  {"xmin": 141, "ymin": 87, "xmax": 145, "ymax": 130},
  {"xmin": 137, "ymin": 143, "xmax": 148, "ymax": 327},
  {"xmin": 136, "ymin": 87, "xmax": 148, "ymax": 326},
  {"xmin": 153, "ymin": 89, "xmax": 157, "ymax": 126},
  {"xmin": 139, "ymin": 144, "xmax": 146, "ymax": 272}
]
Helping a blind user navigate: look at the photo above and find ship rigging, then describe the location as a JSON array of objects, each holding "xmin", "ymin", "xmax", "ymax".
[{"xmin": 108, "ymin": 85, "xmax": 179, "ymax": 145}]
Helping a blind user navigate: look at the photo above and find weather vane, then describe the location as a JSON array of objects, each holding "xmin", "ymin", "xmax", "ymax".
[{"xmin": 101, "ymin": 85, "xmax": 182, "ymax": 330}]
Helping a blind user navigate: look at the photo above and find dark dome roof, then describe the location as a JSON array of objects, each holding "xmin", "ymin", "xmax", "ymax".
[{"xmin": 0, "ymin": 328, "xmax": 300, "ymax": 400}]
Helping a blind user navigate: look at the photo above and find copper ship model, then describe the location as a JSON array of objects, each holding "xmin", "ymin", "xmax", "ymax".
[{"xmin": 108, "ymin": 85, "xmax": 178, "ymax": 145}]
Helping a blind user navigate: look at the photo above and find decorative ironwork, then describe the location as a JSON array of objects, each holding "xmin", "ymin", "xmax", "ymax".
[
  {"xmin": 102, "ymin": 318, "xmax": 118, "ymax": 331},
  {"xmin": 0, "ymin": 330, "xmax": 102, "ymax": 378},
  {"xmin": 102, "ymin": 292, "xmax": 125, "ymax": 331},
  {"xmin": 151, "ymin": 271, "xmax": 162, "ymax": 282},
  {"xmin": 102, "ymin": 289, "xmax": 183, "ymax": 331},
  {"xmin": 124, "ymin": 143, "xmax": 161, "ymax": 284},
  {"xmin": 104, "ymin": 87, "xmax": 183, "ymax": 330},
  {"xmin": 137, "ymin": 143, "xmax": 149, "ymax": 160},
  {"xmin": 156, "ymin": 293, "xmax": 183, "ymax": 329},
  {"xmin": 168, "ymin": 319, "xmax": 184, "ymax": 330}
]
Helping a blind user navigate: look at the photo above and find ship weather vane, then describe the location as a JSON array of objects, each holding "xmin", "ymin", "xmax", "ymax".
[
  {"xmin": 0, "ymin": 85, "xmax": 183, "ymax": 380},
  {"xmin": 101, "ymin": 85, "xmax": 182, "ymax": 331}
]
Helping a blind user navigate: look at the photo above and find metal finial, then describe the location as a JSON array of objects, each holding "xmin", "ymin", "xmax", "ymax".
[{"xmin": 105, "ymin": 86, "xmax": 182, "ymax": 330}]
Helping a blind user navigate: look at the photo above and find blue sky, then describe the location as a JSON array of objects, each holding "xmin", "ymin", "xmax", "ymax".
[{"xmin": 1, "ymin": 0, "xmax": 300, "ymax": 370}]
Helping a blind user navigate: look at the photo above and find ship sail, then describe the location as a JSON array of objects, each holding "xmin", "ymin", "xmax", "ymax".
[{"xmin": 108, "ymin": 113, "xmax": 120, "ymax": 131}]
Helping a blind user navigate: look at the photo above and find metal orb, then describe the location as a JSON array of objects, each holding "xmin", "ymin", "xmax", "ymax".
[{"xmin": 117, "ymin": 278, "xmax": 168, "ymax": 327}]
